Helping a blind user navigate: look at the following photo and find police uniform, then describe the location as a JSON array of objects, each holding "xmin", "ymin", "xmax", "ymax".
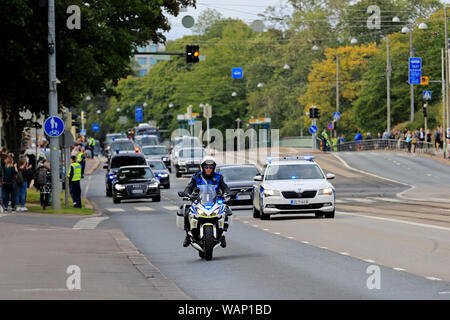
[
  {"xmin": 88, "ymin": 138, "xmax": 96, "ymax": 157},
  {"xmin": 68, "ymin": 161, "xmax": 82, "ymax": 208},
  {"xmin": 77, "ymin": 151, "xmax": 85, "ymax": 178}
]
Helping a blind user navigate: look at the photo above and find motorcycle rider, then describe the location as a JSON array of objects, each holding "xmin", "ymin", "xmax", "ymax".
[{"xmin": 182, "ymin": 156, "xmax": 231, "ymax": 248}]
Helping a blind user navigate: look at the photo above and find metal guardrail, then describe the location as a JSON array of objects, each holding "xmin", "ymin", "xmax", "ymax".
[{"xmin": 325, "ymin": 139, "xmax": 442, "ymax": 155}]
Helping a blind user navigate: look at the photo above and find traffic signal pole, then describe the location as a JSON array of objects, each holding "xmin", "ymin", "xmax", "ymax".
[{"xmin": 48, "ymin": 0, "xmax": 61, "ymax": 209}]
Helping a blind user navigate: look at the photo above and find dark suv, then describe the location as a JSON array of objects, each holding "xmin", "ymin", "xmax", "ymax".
[
  {"xmin": 112, "ymin": 165, "xmax": 161, "ymax": 203},
  {"xmin": 105, "ymin": 153, "xmax": 146, "ymax": 197}
]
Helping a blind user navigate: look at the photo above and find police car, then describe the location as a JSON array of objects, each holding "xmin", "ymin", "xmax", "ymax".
[{"xmin": 252, "ymin": 156, "xmax": 335, "ymax": 220}]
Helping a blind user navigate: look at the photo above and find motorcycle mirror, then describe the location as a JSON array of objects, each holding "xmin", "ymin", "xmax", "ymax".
[{"xmin": 178, "ymin": 191, "xmax": 186, "ymax": 197}]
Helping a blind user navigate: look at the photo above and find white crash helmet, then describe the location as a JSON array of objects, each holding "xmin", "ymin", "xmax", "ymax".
[{"xmin": 201, "ymin": 156, "xmax": 216, "ymax": 170}]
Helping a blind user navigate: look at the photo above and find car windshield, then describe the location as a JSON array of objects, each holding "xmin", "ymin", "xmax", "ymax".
[
  {"xmin": 118, "ymin": 167, "xmax": 154, "ymax": 181},
  {"xmin": 110, "ymin": 140, "xmax": 134, "ymax": 151},
  {"xmin": 265, "ymin": 164, "xmax": 324, "ymax": 180},
  {"xmin": 147, "ymin": 161, "xmax": 166, "ymax": 170},
  {"xmin": 142, "ymin": 147, "xmax": 167, "ymax": 155},
  {"xmin": 136, "ymin": 128, "xmax": 158, "ymax": 136},
  {"xmin": 106, "ymin": 134, "xmax": 126, "ymax": 144},
  {"xmin": 175, "ymin": 138, "xmax": 201, "ymax": 148},
  {"xmin": 220, "ymin": 167, "xmax": 260, "ymax": 182},
  {"xmin": 111, "ymin": 156, "xmax": 146, "ymax": 168},
  {"xmin": 198, "ymin": 185, "xmax": 217, "ymax": 206},
  {"xmin": 136, "ymin": 136, "xmax": 159, "ymax": 147},
  {"xmin": 179, "ymin": 149, "xmax": 205, "ymax": 158}
]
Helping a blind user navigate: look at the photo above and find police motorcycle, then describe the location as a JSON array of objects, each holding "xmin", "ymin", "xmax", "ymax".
[{"xmin": 177, "ymin": 185, "xmax": 234, "ymax": 261}]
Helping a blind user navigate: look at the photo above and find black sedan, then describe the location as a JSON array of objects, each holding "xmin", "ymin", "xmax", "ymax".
[
  {"xmin": 112, "ymin": 165, "xmax": 161, "ymax": 203},
  {"xmin": 105, "ymin": 153, "xmax": 147, "ymax": 197},
  {"xmin": 215, "ymin": 164, "xmax": 260, "ymax": 205},
  {"xmin": 142, "ymin": 145, "xmax": 171, "ymax": 172}
]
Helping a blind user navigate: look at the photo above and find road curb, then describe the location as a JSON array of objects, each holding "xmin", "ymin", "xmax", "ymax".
[{"xmin": 107, "ymin": 230, "xmax": 191, "ymax": 300}]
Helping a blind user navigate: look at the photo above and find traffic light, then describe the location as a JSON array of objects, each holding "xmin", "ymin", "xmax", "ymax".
[
  {"xmin": 313, "ymin": 108, "xmax": 320, "ymax": 119},
  {"xmin": 309, "ymin": 107, "xmax": 314, "ymax": 119},
  {"xmin": 423, "ymin": 103, "xmax": 428, "ymax": 117},
  {"xmin": 72, "ymin": 120, "xmax": 80, "ymax": 127},
  {"xmin": 186, "ymin": 45, "xmax": 199, "ymax": 63}
]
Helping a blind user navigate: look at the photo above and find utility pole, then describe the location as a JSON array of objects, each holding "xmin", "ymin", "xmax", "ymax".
[
  {"xmin": 445, "ymin": 5, "xmax": 450, "ymax": 158},
  {"xmin": 442, "ymin": 48, "xmax": 447, "ymax": 158},
  {"xmin": 387, "ymin": 35, "xmax": 391, "ymax": 133},
  {"xmin": 48, "ymin": 0, "xmax": 61, "ymax": 209},
  {"xmin": 335, "ymin": 55, "xmax": 340, "ymax": 138},
  {"xmin": 409, "ymin": 29, "xmax": 415, "ymax": 122}
]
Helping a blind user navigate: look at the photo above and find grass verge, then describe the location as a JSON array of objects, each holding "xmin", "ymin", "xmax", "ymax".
[{"xmin": 25, "ymin": 188, "xmax": 93, "ymax": 215}]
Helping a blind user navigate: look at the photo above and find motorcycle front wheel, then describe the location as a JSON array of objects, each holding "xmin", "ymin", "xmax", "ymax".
[{"xmin": 203, "ymin": 225, "xmax": 214, "ymax": 261}]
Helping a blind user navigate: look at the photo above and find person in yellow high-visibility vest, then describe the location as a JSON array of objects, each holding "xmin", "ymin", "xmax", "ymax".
[
  {"xmin": 76, "ymin": 147, "xmax": 86, "ymax": 179},
  {"xmin": 68, "ymin": 156, "xmax": 82, "ymax": 208},
  {"xmin": 88, "ymin": 136, "xmax": 96, "ymax": 158}
]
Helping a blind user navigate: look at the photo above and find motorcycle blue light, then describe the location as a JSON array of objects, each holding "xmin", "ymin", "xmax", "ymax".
[
  {"xmin": 115, "ymin": 148, "xmax": 120, "ymax": 154},
  {"xmin": 291, "ymin": 175, "xmax": 297, "ymax": 179},
  {"xmin": 217, "ymin": 199, "xmax": 223, "ymax": 205},
  {"xmin": 204, "ymin": 205, "xmax": 213, "ymax": 210}
]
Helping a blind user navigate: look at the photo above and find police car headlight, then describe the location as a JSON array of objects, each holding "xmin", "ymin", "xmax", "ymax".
[
  {"xmin": 115, "ymin": 184, "xmax": 126, "ymax": 191},
  {"xmin": 319, "ymin": 187, "xmax": 333, "ymax": 195},
  {"xmin": 263, "ymin": 189, "xmax": 280, "ymax": 197}
]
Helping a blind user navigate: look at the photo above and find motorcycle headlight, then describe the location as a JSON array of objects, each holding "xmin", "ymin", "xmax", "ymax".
[
  {"xmin": 263, "ymin": 189, "xmax": 280, "ymax": 197},
  {"xmin": 213, "ymin": 207, "xmax": 221, "ymax": 215},
  {"xmin": 115, "ymin": 184, "xmax": 126, "ymax": 191},
  {"xmin": 319, "ymin": 187, "xmax": 333, "ymax": 195},
  {"xmin": 196, "ymin": 208, "xmax": 206, "ymax": 215}
]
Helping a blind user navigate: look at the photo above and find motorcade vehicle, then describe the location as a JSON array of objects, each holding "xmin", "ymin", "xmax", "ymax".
[
  {"xmin": 112, "ymin": 165, "xmax": 160, "ymax": 203},
  {"xmin": 105, "ymin": 138, "xmax": 136, "ymax": 159},
  {"xmin": 147, "ymin": 159, "xmax": 170, "ymax": 188},
  {"xmin": 173, "ymin": 147, "xmax": 206, "ymax": 178},
  {"xmin": 215, "ymin": 164, "xmax": 260, "ymax": 205},
  {"xmin": 134, "ymin": 135, "xmax": 159, "ymax": 149},
  {"xmin": 104, "ymin": 153, "xmax": 147, "ymax": 197},
  {"xmin": 142, "ymin": 145, "xmax": 171, "ymax": 172},
  {"xmin": 252, "ymin": 156, "xmax": 335, "ymax": 220}
]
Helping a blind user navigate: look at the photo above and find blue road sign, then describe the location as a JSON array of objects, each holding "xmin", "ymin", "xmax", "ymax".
[
  {"xmin": 309, "ymin": 125, "xmax": 318, "ymax": 134},
  {"xmin": 188, "ymin": 119, "xmax": 195, "ymax": 126},
  {"xmin": 92, "ymin": 123, "xmax": 100, "ymax": 132},
  {"xmin": 80, "ymin": 129, "xmax": 86, "ymax": 136},
  {"xmin": 333, "ymin": 112, "xmax": 341, "ymax": 120},
  {"xmin": 44, "ymin": 116, "xmax": 65, "ymax": 137},
  {"xmin": 135, "ymin": 107, "xmax": 143, "ymax": 122},
  {"xmin": 409, "ymin": 57, "xmax": 422, "ymax": 84},
  {"xmin": 423, "ymin": 91, "xmax": 432, "ymax": 100},
  {"xmin": 328, "ymin": 122, "xmax": 334, "ymax": 130},
  {"xmin": 232, "ymin": 68, "xmax": 243, "ymax": 79}
]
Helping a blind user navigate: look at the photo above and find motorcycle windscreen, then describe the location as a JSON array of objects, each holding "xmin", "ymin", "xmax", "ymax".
[{"xmin": 198, "ymin": 185, "xmax": 217, "ymax": 207}]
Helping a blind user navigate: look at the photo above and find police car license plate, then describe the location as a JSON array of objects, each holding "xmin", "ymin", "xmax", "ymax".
[
  {"xmin": 291, "ymin": 199, "xmax": 309, "ymax": 205},
  {"xmin": 237, "ymin": 194, "xmax": 251, "ymax": 200}
]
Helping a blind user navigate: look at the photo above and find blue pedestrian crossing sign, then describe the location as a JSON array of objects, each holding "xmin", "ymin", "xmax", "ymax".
[
  {"xmin": 309, "ymin": 125, "xmax": 318, "ymax": 134},
  {"xmin": 232, "ymin": 68, "xmax": 243, "ymax": 79},
  {"xmin": 44, "ymin": 116, "xmax": 65, "ymax": 137},
  {"xmin": 188, "ymin": 119, "xmax": 195, "ymax": 126},
  {"xmin": 333, "ymin": 112, "xmax": 341, "ymax": 120},
  {"xmin": 423, "ymin": 91, "xmax": 432, "ymax": 100}
]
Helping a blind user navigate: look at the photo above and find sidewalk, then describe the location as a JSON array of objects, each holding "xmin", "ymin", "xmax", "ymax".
[
  {"xmin": 0, "ymin": 222, "xmax": 189, "ymax": 299},
  {"xmin": 85, "ymin": 156, "xmax": 100, "ymax": 176}
]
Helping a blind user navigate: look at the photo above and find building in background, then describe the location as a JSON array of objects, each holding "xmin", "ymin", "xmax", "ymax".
[{"xmin": 133, "ymin": 42, "xmax": 170, "ymax": 77}]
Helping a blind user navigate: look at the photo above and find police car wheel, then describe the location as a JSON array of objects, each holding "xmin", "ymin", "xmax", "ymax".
[
  {"xmin": 259, "ymin": 205, "xmax": 270, "ymax": 220},
  {"xmin": 324, "ymin": 210, "xmax": 335, "ymax": 219}
]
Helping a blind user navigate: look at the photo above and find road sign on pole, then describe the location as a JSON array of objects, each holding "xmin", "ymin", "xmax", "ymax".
[
  {"xmin": 333, "ymin": 112, "xmax": 341, "ymax": 120},
  {"xmin": 423, "ymin": 91, "xmax": 432, "ymax": 100},
  {"xmin": 409, "ymin": 57, "xmax": 422, "ymax": 85},
  {"xmin": 232, "ymin": 68, "xmax": 243, "ymax": 79},
  {"xmin": 44, "ymin": 116, "xmax": 65, "ymax": 137},
  {"xmin": 92, "ymin": 123, "xmax": 100, "ymax": 132},
  {"xmin": 309, "ymin": 125, "xmax": 318, "ymax": 134},
  {"xmin": 135, "ymin": 107, "xmax": 143, "ymax": 122}
]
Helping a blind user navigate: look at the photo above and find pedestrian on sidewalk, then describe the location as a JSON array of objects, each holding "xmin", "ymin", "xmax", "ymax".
[
  {"xmin": 34, "ymin": 160, "xmax": 51, "ymax": 208},
  {"xmin": 2, "ymin": 156, "xmax": 17, "ymax": 212},
  {"xmin": 16, "ymin": 158, "xmax": 32, "ymax": 212},
  {"xmin": 77, "ymin": 147, "xmax": 86, "ymax": 179},
  {"xmin": 68, "ymin": 155, "xmax": 82, "ymax": 208}
]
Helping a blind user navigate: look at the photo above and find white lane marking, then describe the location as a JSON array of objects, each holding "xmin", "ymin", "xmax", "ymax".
[
  {"xmin": 73, "ymin": 217, "xmax": 109, "ymax": 230},
  {"xmin": 163, "ymin": 206, "xmax": 179, "ymax": 211},
  {"xmin": 105, "ymin": 208, "xmax": 125, "ymax": 212},
  {"xmin": 274, "ymin": 232, "xmax": 281, "ymax": 235},
  {"xmin": 438, "ymin": 291, "xmax": 450, "ymax": 295},
  {"xmin": 288, "ymin": 237, "xmax": 294, "ymax": 239},
  {"xmin": 426, "ymin": 174, "xmax": 432, "ymax": 177},
  {"xmin": 252, "ymin": 224, "xmax": 258, "ymax": 227},
  {"xmin": 134, "ymin": 206, "xmax": 155, "ymax": 211},
  {"xmin": 338, "ymin": 211, "xmax": 450, "ymax": 232},
  {"xmin": 320, "ymin": 246, "xmax": 328, "ymax": 249},
  {"xmin": 339, "ymin": 252, "xmax": 350, "ymax": 256},
  {"xmin": 373, "ymin": 197, "xmax": 404, "ymax": 203},
  {"xmin": 393, "ymin": 268, "xmax": 406, "ymax": 272},
  {"xmin": 335, "ymin": 199, "xmax": 346, "ymax": 204},
  {"xmin": 352, "ymin": 199, "xmax": 376, "ymax": 204},
  {"xmin": 301, "ymin": 241, "xmax": 310, "ymax": 244},
  {"xmin": 426, "ymin": 277, "xmax": 442, "ymax": 281},
  {"xmin": 263, "ymin": 228, "xmax": 269, "ymax": 231},
  {"xmin": 364, "ymin": 259, "xmax": 376, "ymax": 263},
  {"xmin": 12, "ymin": 288, "xmax": 74, "ymax": 292},
  {"xmin": 243, "ymin": 221, "xmax": 249, "ymax": 224}
]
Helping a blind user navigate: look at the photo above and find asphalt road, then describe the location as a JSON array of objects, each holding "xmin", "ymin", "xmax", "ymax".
[{"xmin": 86, "ymin": 156, "xmax": 450, "ymax": 300}]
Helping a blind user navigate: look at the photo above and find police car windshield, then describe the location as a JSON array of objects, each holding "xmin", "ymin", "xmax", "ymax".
[
  {"xmin": 143, "ymin": 147, "xmax": 167, "ymax": 155},
  {"xmin": 110, "ymin": 140, "xmax": 134, "ymax": 151},
  {"xmin": 220, "ymin": 167, "xmax": 259, "ymax": 182},
  {"xmin": 179, "ymin": 149, "xmax": 205, "ymax": 158},
  {"xmin": 111, "ymin": 156, "xmax": 146, "ymax": 168},
  {"xmin": 106, "ymin": 134, "xmax": 126, "ymax": 143},
  {"xmin": 118, "ymin": 167, "xmax": 154, "ymax": 181},
  {"xmin": 265, "ymin": 164, "xmax": 324, "ymax": 180},
  {"xmin": 148, "ymin": 161, "xmax": 165, "ymax": 170}
]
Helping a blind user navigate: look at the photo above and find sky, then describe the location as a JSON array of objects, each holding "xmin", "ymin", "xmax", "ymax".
[{"xmin": 163, "ymin": 0, "xmax": 288, "ymax": 40}]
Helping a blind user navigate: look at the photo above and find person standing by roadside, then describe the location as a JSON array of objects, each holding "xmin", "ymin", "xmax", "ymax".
[
  {"xmin": 418, "ymin": 128, "xmax": 425, "ymax": 149},
  {"xmin": 16, "ymin": 158, "xmax": 32, "ymax": 212},
  {"xmin": 77, "ymin": 147, "xmax": 86, "ymax": 179},
  {"xmin": 405, "ymin": 131, "xmax": 412, "ymax": 152},
  {"xmin": 2, "ymin": 156, "xmax": 17, "ymax": 212},
  {"xmin": 0, "ymin": 156, "xmax": 3, "ymax": 213},
  {"xmin": 68, "ymin": 155, "xmax": 82, "ymax": 208}
]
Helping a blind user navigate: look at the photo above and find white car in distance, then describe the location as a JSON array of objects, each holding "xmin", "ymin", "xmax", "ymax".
[{"xmin": 252, "ymin": 156, "xmax": 336, "ymax": 220}]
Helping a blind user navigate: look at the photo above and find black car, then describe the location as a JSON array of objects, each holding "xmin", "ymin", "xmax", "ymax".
[
  {"xmin": 112, "ymin": 165, "xmax": 161, "ymax": 203},
  {"xmin": 105, "ymin": 138, "xmax": 136, "ymax": 159},
  {"xmin": 215, "ymin": 164, "xmax": 260, "ymax": 205},
  {"xmin": 142, "ymin": 145, "xmax": 171, "ymax": 172},
  {"xmin": 104, "ymin": 153, "xmax": 147, "ymax": 197},
  {"xmin": 147, "ymin": 159, "xmax": 170, "ymax": 189}
]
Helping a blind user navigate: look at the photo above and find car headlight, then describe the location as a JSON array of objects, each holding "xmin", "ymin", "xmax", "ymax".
[
  {"xmin": 157, "ymin": 173, "xmax": 169, "ymax": 178},
  {"xmin": 179, "ymin": 161, "xmax": 186, "ymax": 166},
  {"xmin": 319, "ymin": 187, "xmax": 333, "ymax": 195},
  {"xmin": 263, "ymin": 189, "xmax": 281, "ymax": 197},
  {"xmin": 115, "ymin": 184, "xmax": 126, "ymax": 191},
  {"xmin": 162, "ymin": 157, "xmax": 169, "ymax": 161},
  {"xmin": 148, "ymin": 182, "xmax": 159, "ymax": 188}
]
